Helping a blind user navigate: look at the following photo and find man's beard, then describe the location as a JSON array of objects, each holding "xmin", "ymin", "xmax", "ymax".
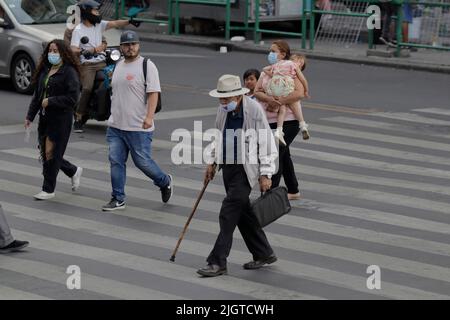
[{"xmin": 124, "ymin": 49, "xmax": 139, "ymax": 60}]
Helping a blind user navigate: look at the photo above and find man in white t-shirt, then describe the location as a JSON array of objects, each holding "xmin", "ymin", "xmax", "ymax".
[
  {"xmin": 102, "ymin": 31, "xmax": 173, "ymax": 211},
  {"xmin": 71, "ymin": 0, "xmax": 139, "ymax": 133}
]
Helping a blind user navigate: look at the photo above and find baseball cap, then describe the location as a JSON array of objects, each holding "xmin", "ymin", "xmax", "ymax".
[{"xmin": 120, "ymin": 30, "xmax": 140, "ymax": 45}]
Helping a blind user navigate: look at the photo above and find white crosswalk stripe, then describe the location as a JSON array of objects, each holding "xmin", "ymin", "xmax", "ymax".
[
  {"xmin": 10, "ymin": 230, "xmax": 321, "ymax": 300},
  {"xmin": 371, "ymin": 112, "xmax": 450, "ymax": 126},
  {"xmin": 0, "ymin": 107, "xmax": 449, "ymax": 299},
  {"xmin": 291, "ymin": 136, "xmax": 450, "ymax": 168},
  {"xmin": 3, "ymin": 203, "xmax": 445, "ymax": 299},
  {"xmin": 323, "ymin": 116, "xmax": 450, "ymax": 140},
  {"xmin": 305, "ymin": 123, "xmax": 450, "ymax": 152},
  {"xmin": 179, "ymin": 130, "xmax": 450, "ymax": 178},
  {"xmin": 0, "ymin": 160, "xmax": 449, "ymax": 256},
  {"xmin": 0, "ymin": 285, "xmax": 52, "ymax": 300},
  {"xmin": 0, "ymin": 254, "xmax": 187, "ymax": 300},
  {"xmin": 3, "ymin": 149, "xmax": 450, "ymax": 218},
  {"xmin": 413, "ymin": 108, "xmax": 450, "ymax": 117}
]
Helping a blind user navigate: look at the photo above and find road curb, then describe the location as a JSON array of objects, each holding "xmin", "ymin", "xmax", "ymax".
[{"xmin": 140, "ymin": 33, "xmax": 450, "ymax": 74}]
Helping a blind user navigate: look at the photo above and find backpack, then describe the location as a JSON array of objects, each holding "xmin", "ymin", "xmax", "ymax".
[{"xmin": 143, "ymin": 58, "xmax": 162, "ymax": 113}]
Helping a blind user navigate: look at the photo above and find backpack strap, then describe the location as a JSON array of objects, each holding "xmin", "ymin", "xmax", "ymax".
[
  {"xmin": 142, "ymin": 57, "xmax": 162, "ymax": 113},
  {"xmin": 143, "ymin": 58, "xmax": 148, "ymax": 104}
]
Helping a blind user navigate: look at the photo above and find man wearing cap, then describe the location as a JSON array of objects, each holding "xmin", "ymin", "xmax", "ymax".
[
  {"xmin": 102, "ymin": 31, "xmax": 173, "ymax": 211},
  {"xmin": 197, "ymin": 75, "xmax": 279, "ymax": 277},
  {"xmin": 71, "ymin": 0, "xmax": 140, "ymax": 133}
]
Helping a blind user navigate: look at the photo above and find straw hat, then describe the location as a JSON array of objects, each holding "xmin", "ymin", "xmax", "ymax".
[{"xmin": 209, "ymin": 74, "xmax": 250, "ymax": 98}]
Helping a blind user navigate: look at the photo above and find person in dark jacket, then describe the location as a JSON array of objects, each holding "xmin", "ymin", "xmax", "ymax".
[{"xmin": 25, "ymin": 39, "xmax": 83, "ymax": 200}]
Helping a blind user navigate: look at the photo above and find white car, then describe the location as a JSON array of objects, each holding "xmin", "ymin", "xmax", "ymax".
[{"xmin": 0, "ymin": 0, "xmax": 121, "ymax": 94}]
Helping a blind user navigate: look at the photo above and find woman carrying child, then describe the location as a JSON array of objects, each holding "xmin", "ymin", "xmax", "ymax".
[{"xmin": 254, "ymin": 40, "xmax": 306, "ymax": 200}]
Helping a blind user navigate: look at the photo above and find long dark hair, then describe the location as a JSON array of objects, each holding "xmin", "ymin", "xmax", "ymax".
[
  {"xmin": 272, "ymin": 40, "xmax": 291, "ymax": 60},
  {"xmin": 32, "ymin": 39, "xmax": 81, "ymax": 84}
]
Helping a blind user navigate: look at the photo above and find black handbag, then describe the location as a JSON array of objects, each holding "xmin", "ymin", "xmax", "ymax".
[{"xmin": 250, "ymin": 186, "xmax": 291, "ymax": 228}]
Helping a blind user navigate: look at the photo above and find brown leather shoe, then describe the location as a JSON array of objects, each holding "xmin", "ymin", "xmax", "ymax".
[
  {"xmin": 197, "ymin": 264, "xmax": 227, "ymax": 277},
  {"xmin": 243, "ymin": 255, "xmax": 277, "ymax": 270}
]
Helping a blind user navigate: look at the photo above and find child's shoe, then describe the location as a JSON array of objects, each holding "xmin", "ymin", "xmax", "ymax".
[
  {"xmin": 300, "ymin": 121, "xmax": 310, "ymax": 140},
  {"xmin": 274, "ymin": 127, "xmax": 287, "ymax": 146}
]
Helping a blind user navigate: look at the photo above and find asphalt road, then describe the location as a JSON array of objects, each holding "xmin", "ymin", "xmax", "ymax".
[{"xmin": 0, "ymin": 42, "xmax": 449, "ymax": 300}]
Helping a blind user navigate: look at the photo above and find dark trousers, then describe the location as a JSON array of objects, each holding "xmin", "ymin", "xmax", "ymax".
[
  {"xmin": 38, "ymin": 111, "xmax": 77, "ymax": 193},
  {"xmin": 207, "ymin": 165, "xmax": 274, "ymax": 268},
  {"xmin": 381, "ymin": 3, "xmax": 397, "ymax": 39},
  {"xmin": 270, "ymin": 120, "xmax": 300, "ymax": 194}
]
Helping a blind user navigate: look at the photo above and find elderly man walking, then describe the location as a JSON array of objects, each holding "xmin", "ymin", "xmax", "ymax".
[{"xmin": 197, "ymin": 74, "xmax": 279, "ymax": 277}]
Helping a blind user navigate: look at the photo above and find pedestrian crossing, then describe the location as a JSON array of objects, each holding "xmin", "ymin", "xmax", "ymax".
[
  {"xmin": 414, "ymin": 108, "xmax": 450, "ymax": 117},
  {"xmin": 323, "ymin": 116, "xmax": 450, "ymax": 139},
  {"xmin": 0, "ymin": 284, "xmax": 51, "ymax": 300},
  {"xmin": 0, "ymin": 107, "xmax": 449, "ymax": 299},
  {"xmin": 371, "ymin": 112, "xmax": 450, "ymax": 127}
]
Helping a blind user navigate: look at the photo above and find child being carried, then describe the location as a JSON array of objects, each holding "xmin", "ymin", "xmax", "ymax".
[{"xmin": 263, "ymin": 53, "xmax": 310, "ymax": 145}]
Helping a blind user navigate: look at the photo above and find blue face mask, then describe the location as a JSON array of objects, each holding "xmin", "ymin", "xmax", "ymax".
[
  {"xmin": 267, "ymin": 52, "xmax": 278, "ymax": 65},
  {"xmin": 220, "ymin": 100, "xmax": 238, "ymax": 113},
  {"xmin": 48, "ymin": 53, "xmax": 61, "ymax": 66}
]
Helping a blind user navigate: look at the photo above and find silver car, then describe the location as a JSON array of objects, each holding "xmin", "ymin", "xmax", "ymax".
[{"xmin": 0, "ymin": 0, "xmax": 120, "ymax": 94}]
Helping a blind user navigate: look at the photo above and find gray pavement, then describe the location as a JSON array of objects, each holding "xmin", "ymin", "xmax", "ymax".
[{"xmin": 0, "ymin": 42, "xmax": 449, "ymax": 300}]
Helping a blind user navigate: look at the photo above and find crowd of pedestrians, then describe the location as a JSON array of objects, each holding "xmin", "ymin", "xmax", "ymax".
[{"xmin": 2, "ymin": 2, "xmax": 312, "ymax": 279}]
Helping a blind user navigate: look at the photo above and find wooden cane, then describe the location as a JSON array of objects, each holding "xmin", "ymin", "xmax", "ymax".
[{"xmin": 170, "ymin": 165, "xmax": 215, "ymax": 262}]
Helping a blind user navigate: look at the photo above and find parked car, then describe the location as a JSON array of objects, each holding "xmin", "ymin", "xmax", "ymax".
[{"xmin": 0, "ymin": 0, "xmax": 121, "ymax": 94}]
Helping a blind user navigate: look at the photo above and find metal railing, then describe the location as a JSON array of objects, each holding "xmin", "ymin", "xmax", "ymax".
[
  {"xmin": 112, "ymin": 0, "xmax": 305, "ymax": 44},
  {"xmin": 113, "ymin": 0, "xmax": 173, "ymax": 32},
  {"xmin": 170, "ymin": 0, "xmax": 253, "ymax": 40},
  {"xmin": 110, "ymin": 0, "xmax": 450, "ymax": 55},
  {"xmin": 253, "ymin": 0, "xmax": 304, "ymax": 44},
  {"xmin": 169, "ymin": 0, "xmax": 305, "ymax": 43},
  {"xmin": 303, "ymin": 0, "xmax": 450, "ymax": 53},
  {"xmin": 303, "ymin": 0, "xmax": 379, "ymax": 49},
  {"xmin": 394, "ymin": 0, "xmax": 450, "ymax": 56}
]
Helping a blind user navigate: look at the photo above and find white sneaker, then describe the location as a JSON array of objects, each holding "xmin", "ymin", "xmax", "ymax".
[
  {"xmin": 274, "ymin": 127, "xmax": 287, "ymax": 146},
  {"xmin": 34, "ymin": 191, "xmax": 55, "ymax": 200},
  {"xmin": 300, "ymin": 121, "xmax": 310, "ymax": 140},
  {"xmin": 288, "ymin": 192, "xmax": 302, "ymax": 200},
  {"xmin": 71, "ymin": 167, "xmax": 83, "ymax": 191}
]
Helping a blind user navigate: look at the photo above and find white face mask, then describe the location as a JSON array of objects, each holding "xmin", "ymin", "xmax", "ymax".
[
  {"xmin": 48, "ymin": 53, "xmax": 61, "ymax": 65},
  {"xmin": 220, "ymin": 100, "xmax": 238, "ymax": 112},
  {"xmin": 268, "ymin": 52, "xmax": 278, "ymax": 65}
]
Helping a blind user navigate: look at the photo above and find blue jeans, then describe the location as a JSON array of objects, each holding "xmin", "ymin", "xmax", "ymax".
[{"xmin": 106, "ymin": 127, "xmax": 170, "ymax": 202}]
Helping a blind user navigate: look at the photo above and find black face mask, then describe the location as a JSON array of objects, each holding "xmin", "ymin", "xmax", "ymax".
[{"xmin": 84, "ymin": 12, "xmax": 102, "ymax": 25}]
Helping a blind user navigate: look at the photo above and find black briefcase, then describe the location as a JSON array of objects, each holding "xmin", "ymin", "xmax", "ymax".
[{"xmin": 250, "ymin": 186, "xmax": 291, "ymax": 228}]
